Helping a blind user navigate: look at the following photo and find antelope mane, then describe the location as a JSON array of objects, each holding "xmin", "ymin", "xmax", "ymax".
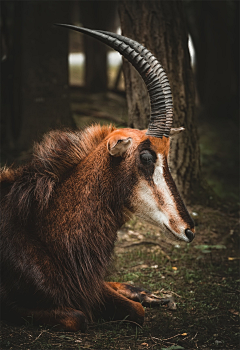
[{"xmin": 0, "ymin": 124, "xmax": 115, "ymax": 218}]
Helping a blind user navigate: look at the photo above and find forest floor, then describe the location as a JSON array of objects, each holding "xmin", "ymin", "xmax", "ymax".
[
  {"xmin": 1, "ymin": 206, "xmax": 239, "ymax": 350},
  {"xmin": 1, "ymin": 90, "xmax": 239, "ymax": 349}
]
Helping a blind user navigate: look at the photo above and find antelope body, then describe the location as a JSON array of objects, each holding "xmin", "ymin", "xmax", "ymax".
[{"xmin": 0, "ymin": 26, "xmax": 194, "ymax": 331}]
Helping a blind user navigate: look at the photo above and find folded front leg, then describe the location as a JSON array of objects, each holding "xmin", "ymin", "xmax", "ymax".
[
  {"xmin": 107, "ymin": 282, "xmax": 171, "ymax": 307},
  {"xmin": 3, "ymin": 305, "xmax": 88, "ymax": 332},
  {"xmin": 94, "ymin": 283, "xmax": 145, "ymax": 325}
]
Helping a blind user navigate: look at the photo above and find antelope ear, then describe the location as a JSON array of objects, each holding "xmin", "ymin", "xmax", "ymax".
[
  {"xmin": 170, "ymin": 127, "xmax": 185, "ymax": 137},
  {"xmin": 107, "ymin": 137, "xmax": 132, "ymax": 157}
]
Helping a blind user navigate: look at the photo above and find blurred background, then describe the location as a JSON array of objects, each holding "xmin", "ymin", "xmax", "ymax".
[{"xmin": 1, "ymin": 0, "xmax": 239, "ymax": 205}]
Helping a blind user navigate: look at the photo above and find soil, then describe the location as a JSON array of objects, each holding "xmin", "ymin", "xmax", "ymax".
[{"xmin": 1, "ymin": 206, "xmax": 239, "ymax": 349}]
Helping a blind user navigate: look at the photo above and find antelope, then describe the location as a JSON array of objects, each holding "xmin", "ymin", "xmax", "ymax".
[{"xmin": 0, "ymin": 25, "xmax": 195, "ymax": 332}]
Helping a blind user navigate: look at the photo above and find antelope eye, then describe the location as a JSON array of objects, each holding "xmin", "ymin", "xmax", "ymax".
[{"xmin": 140, "ymin": 150, "xmax": 155, "ymax": 165}]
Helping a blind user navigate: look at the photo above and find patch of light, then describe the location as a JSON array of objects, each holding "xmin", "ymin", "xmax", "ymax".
[
  {"xmin": 108, "ymin": 51, "xmax": 122, "ymax": 66},
  {"xmin": 68, "ymin": 32, "xmax": 195, "ymax": 69},
  {"xmin": 69, "ymin": 53, "xmax": 85, "ymax": 65},
  {"xmin": 69, "ymin": 52, "xmax": 121, "ymax": 68},
  {"xmin": 188, "ymin": 35, "xmax": 195, "ymax": 67}
]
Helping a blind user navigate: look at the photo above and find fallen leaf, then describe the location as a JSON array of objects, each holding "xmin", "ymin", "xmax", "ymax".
[
  {"xmin": 229, "ymin": 309, "xmax": 239, "ymax": 316},
  {"xmin": 59, "ymin": 335, "xmax": 74, "ymax": 340},
  {"xmin": 172, "ymin": 267, "xmax": 178, "ymax": 270},
  {"xmin": 168, "ymin": 299, "xmax": 177, "ymax": 310}
]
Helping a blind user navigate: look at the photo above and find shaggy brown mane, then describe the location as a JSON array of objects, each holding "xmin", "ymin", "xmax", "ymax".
[
  {"xmin": 1, "ymin": 124, "xmax": 115, "ymax": 218},
  {"xmin": 33, "ymin": 124, "xmax": 115, "ymax": 180}
]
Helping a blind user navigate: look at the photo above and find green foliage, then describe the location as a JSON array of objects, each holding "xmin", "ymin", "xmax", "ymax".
[{"xmin": 195, "ymin": 244, "xmax": 226, "ymax": 253}]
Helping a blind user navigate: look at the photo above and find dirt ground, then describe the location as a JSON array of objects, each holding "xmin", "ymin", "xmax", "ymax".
[{"xmin": 1, "ymin": 204, "xmax": 239, "ymax": 350}]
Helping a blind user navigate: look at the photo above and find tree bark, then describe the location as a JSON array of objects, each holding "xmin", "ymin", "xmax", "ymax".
[
  {"xmin": 1, "ymin": 1, "xmax": 73, "ymax": 157},
  {"xmin": 79, "ymin": 1, "xmax": 119, "ymax": 92},
  {"xmin": 185, "ymin": 1, "xmax": 239, "ymax": 123},
  {"xmin": 119, "ymin": 0, "xmax": 201, "ymax": 200}
]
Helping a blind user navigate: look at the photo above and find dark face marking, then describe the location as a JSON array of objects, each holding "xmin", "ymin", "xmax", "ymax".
[
  {"xmin": 162, "ymin": 157, "xmax": 194, "ymax": 229},
  {"xmin": 137, "ymin": 140, "xmax": 157, "ymax": 181},
  {"xmin": 140, "ymin": 150, "xmax": 155, "ymax": 165},
  {"xmin": 135, "ymin": 140, "xmax": 167, "ymax": 207}
]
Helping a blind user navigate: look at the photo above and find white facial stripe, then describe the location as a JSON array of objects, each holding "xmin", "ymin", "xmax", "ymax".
[
  {"xmin": 152, "ymin": 154, "xmax": 165, "ymax": 187},
  {"xmin": 134, "ymin": 180, "xmax": 166, "ymax": 227},
  {"xmin": 153, "ymin": 154, "xmax": 174, "ymax": 202},
  {"xmin": 133, "ymin": 154, "xmax": 189, "ymax": 242}
]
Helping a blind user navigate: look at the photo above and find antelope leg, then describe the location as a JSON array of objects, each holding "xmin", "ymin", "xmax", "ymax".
[
  {"xmin": 94, "ymin": 283, "xmax": 145, "ymax": 325},
  {"xmin": 106, "ymin": 282, "xmax": 174, "ymax": 308},
  {"xmin": 2, "ymin": 305, "xmax": 88, "ymax": 332}
]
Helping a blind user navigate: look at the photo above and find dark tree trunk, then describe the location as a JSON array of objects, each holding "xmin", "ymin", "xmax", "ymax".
[
  {"xmin": 185, "ymin": 1, "xmax": 239, "ymax": 123},
  {"xmin": 79, "ymin": 1, "xmax": 119, "ymax": 92},
  {"xmin": 1, "ymin": 1, "xmax": 73, "ymax": 159},
  {"xmin": 119, "ymin": 0, "xmax": 201, "ymax": 200},
  {"xmin": 183, "ymin": 1, "xmax": 239, "ymax": 202}
]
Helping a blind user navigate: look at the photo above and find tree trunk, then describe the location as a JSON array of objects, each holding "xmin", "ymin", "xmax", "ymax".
[
  {"xmin": 79, "ymin": 1, "xmax": 119, "ymax": 92},
  {"xmin": 119, "ymin": 0, "xmax": 201, "ymax": 201},
  {"xmin": 183, "ymin": 1, "xmax": 239, "ymax": 202},
  {"xmin": 1, "ymin": 1, "xmax": 73, "ymax": 158},
  {"xmin": 185, "ymin": 1, "xmax": 239, "ymax": 123}
]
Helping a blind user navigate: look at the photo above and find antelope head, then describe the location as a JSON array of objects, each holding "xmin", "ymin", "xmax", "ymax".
[{"xmin": 55, "ymin": 24, "xmax": 195, "ymax": 243}]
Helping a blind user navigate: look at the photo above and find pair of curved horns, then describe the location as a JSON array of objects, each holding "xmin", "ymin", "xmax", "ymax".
[{"xmin": 55, "ymin": 24, "xmax": 173, "ymax": 139}]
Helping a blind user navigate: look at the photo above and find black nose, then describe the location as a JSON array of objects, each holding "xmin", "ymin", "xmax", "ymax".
[{"xmin": 185, "ymin": 229, "xmax": 195, "ymax": 242}]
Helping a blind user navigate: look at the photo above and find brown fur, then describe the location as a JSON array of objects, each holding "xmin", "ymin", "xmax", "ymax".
[
  {"xmin": 0, "ymin": 124, "xmax": 147, "ymax": 330},
  {"xmin": 0, "ymin": 124, "xmax": 193, "ymax": 331},
  {"xmin": 0, "ymin": 125, "xmax": 115, "ymax": 217}
]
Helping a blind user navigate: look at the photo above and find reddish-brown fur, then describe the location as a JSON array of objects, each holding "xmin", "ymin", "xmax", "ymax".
[
  {"xmin": 0, "ymin": 125, "xmax": 149, "ymax": 330},
  {"xmin": 0, "ymin": 124, "xmax": 193, "ymax": 331}
]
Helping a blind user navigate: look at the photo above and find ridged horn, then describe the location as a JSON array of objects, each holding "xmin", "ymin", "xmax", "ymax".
[{"xmin": 55, "ymin": 24, "xmax": 173, "ymax": 138}]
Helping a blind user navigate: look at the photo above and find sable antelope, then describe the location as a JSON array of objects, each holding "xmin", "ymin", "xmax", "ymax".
[{"xmin": 0, "ymin": 25, "xmax": 195, "ymax": 332}]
